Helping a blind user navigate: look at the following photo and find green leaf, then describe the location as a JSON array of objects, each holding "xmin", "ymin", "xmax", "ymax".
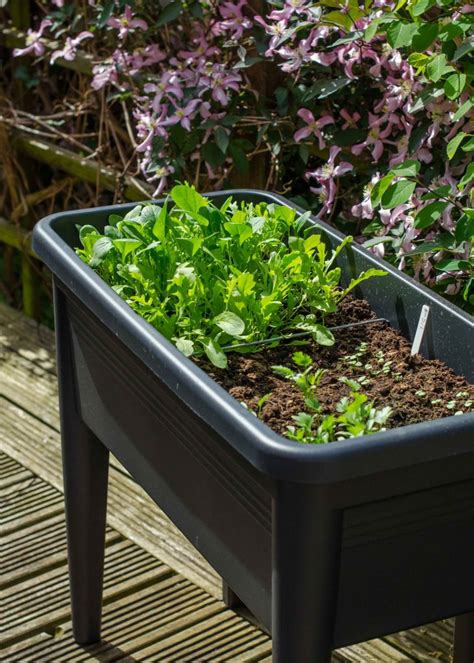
[
  {"xmin": 79, "ymin": 224, "xmax": 99, "ymax": 243},
  {"xmin": 426, "ymin": 54, "xmax": 455, "ymax": 82},
  {"xmin": 447, "ymin": 132, "xmax": 467, "ymax": 160},
  {"xmin": 406, "ymin": 240, "xmax": 446, "ymax": 256},
  {"xmin": 411, "ymin": 0, "xmax": 436, "ymax": 16},
  {"xmin": 152, "ymin": 204, "xmax": 167, "ymax": 243},
  {"xmin": 381, "ymin": 180, "xmax": 416, "ymax": 209},
  {"xmin": 202, "ymin": 142, "xmax": 226, "ymax": 167},
  {"xmin": 363, "ymin": 237, "xmax": 394, "ymax": 248},
  {"xmin": 444, "ymin": 73, "xmax": 467, "ymax": 100},
  {"xmin": 292, "ymin": 351, "xmax": 313, "ymax": 368},
  {"xmin": 175, "ymin": 338, "xmax": 194, "ymax": 357},
  {"xmin": 272, "ymin": 365, "xmax": 295, "ymax": 379},
  {"xmin": 364, "ymin": 19, "xmax": 380, "ymax": 42},
  {"xmin": 89, "ymin": 237, "xmax": 113, "ymax": 267},
  {"xmin": 412, "ymin": 23, "xmax": 438, "ymax": 51},
  {"xmin": 323, "ymin": 10, "xmax": 352, "ymax": 30},
  {"xmin": 302, "ymin": 77, "xmax": 351, "ymax": 102},
  {"xmin": 170, "ymin": 184, "xmax": 208, "ymax": 215},
  {"xmin": 453, "ymin": 99, "xmax": 473, "ymax": 123},
  {"xmin": 414, "ymin": 201, "xmax": 449, "ymax": 230},
  {"xmin": 97, "ymin": 0, "xmax": 114, "ymax": 27},
  {"xmin": 344, "ymin": 269, "xmax": 387, "ymax": 296},
  {"xmin": 420, "ymin": 185, "xmax": 451, "ymax": 200},
  {"xmin": 455, "ymin": 214, "xmax": 474, "ymax": 243},
  {"xmin": 409, "ymin": 88, "xmax": 444, "ymax": 114},
  {"xmin": 408, "ymin": 52, "xmax": 430, "ymax": 73},
  {"xmin": 214, "ymin": 127, "xmax": 229, "ymax": 154},
  {"xmin": 371, "ymin": 174, "xmax": 395, "ymax": 206},
  {"xmin": 311, "ymin": 324, "xmax": 335, "ymax": 347},
  {"xmin": 112, "ymin": 238, "xmax": 142, "ymax": 260},
  {"xmin": 229, "ymin": 143, "xmax": 249, "ymax": 175},
  {"xmin": 203, "ymin": 338, "xmax": 227, "ymax": 369},
  {"xmin": 459, "ymin": 163, "xmax": 474, "ymax": 190},
  {"xmin": 386, "ymin": 21, "xmax": 418, "ymax": 48},
  {"xmin": 462, "ymin": 137, "xmax": 474, "ymax": 152},
  {"xmin": 390, "ymin": 160, "xmax": 420, "ymax": 177},
  {"xmin": 157, "ymin": 1, "xmax": 182, "ymax": 26},
  {"xmin": 213, "ymin": 311, "xmax": 245, "ymax": 337},
  {"xmin": 453, "ymin": 39, "xmax": 474, "ymax": 61},
  {"xmin": 435, "ymin": 259, "xmax": 471, "ymax": 272}
]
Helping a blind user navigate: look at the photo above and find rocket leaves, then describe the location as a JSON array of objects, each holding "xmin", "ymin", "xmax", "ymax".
[{"xmin": 76, "ymin": 184, "xmax": 386, "ymax": 367}]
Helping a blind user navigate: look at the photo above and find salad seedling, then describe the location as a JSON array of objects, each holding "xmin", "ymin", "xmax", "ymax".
[
  {"xmin": 271, "ymin": 352, "xmax": 392, "ymax": 444},
  {"xmin": 76, "ymin": 183, "xmax": 386, "ymax": 367},
  {"xmin": 256, "ymin": 393, "xmax": 272, "ymax": 416}
]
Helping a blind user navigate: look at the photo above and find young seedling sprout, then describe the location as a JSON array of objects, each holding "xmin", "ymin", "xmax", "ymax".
[{"xmin": 271, "ymin": 352, "xmax": 392, "ymax": 444}]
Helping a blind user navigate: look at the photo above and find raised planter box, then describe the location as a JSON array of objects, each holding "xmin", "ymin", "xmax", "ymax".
[{"xmin": 33, "ymin": 191, "xmax": 474, "ymax": 662}]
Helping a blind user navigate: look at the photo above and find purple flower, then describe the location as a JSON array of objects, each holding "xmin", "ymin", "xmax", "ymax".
[
  {"xmin": 352, "ymin": 113, "xmax": 395, "ymax": 162},
  {"xmin": 144, "ymin": 72, "xmax": 184, "ymax": 112},
  {"xmin": 305, "ymin": 147, "xmax": 353, "ymax": 216},
  {"xmin": 219, "ymin": 1, "xmax": 252, "ymax": 40},
  {"xmin": 308, "ymin": 146, "xmax": 353, "ymax": 181},
  {"xmin": 142, "ymin": 160, "xmax": 175, "ymax": 197},
  {"xmin": 254, "ymin": 17, "xmax": 293, "ymax": 55},
  {"xmin": 161, "ymin": 99, "xmax": 201, "ymax": 132},
  {"xmin": 178, "ymin": 29, "xmax": 220, "ymax": 61},
  {"xmin": 294, "ymin": 109, "xmax": 334, "ymax": 149},
  {"xmin": 135, "ymin": 107, "xmax": 168, "ymax": 153},
  {"xmin": 13, "ymin": 19, "xmax": 52, "ymax": 58},
  {"xmin": 91, "ymin": 61, "xmax": 118, "ymax": 90},
  {"xmin": 200, "ymin": 64, "xmax": 241, "ymax": 106},
  {"xmin": 340, "ymin": 109, "xmax": 360, "ymax": 129},
  {"xmin": 107, "ymin": 5, "xmax": 148, "ymax": 41},
  {"xmin": 50, "ymin": 32, "xmax": 93, "ymax": 65}
]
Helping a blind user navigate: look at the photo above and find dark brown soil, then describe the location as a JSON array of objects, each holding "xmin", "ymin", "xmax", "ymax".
[{"xmin": 198, "ymin": 297, "xmax": 474, "ymax": 439}]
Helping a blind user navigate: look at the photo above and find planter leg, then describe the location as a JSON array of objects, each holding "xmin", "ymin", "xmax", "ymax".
[
  {"xmin": 222, "ymin": 581, "xmax": 243, "ymax": 609},
  {"xmin": 453, "ymin": 613, "xmax": 474, "ymax": 663},
  {"xmin": 54, "ymin": 285, "xmax": 109, "ymax": 645},
  {"xmin": 272, "ymin": 482, "xmax": 342, "ymax": 663}
]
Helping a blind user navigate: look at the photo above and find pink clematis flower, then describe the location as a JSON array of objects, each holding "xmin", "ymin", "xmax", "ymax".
[
  {"xmin": 307, "ymin": 146, "xmax": 353, "ymax": 181},
  {"xmin": 13, "ymin": 19, "xmax": 52, "ymax": 58},
  {"xmin": 50, "ymin": 32, "xmax": 93, "ymax": 65},
  {"xmin": 161, "ymin": 100, "xmax": 201, "ymax": 132},
  {"xmin": 340, "ymin": 109, "xmax": 361, "ymax": 129},
  {"xmin": 142, "ymin": 161, "xmax": 175, "ymax": 197},
  {"xmin": 91, "ymin": 62, "xmax": 118, "ymax": 90},
  {"xmin": 305, "ymin": 146, "xmax": 353, "ymax": 216},
  {"xmin": 219, "ymin": 1, "xmax": 252, "ymax": 40},
  {"xmin": 178, "ymin": 27, "xmax": 220, "ymax": 61},
  {"xmin": 254, "ymin": 17, "xmax": 293, "ymax": 55},
  {"xmin": 352, "ymin": 113, "xmax": 395, "ymax": 162},
  {"xmin": 135, "ymin": 107, "xmax": 169, "ymax": 153},
  {"xmin": 294, "ymin": 109, "xmax": 334, "ymax": 149},
  {"xmin": 107, "ymin": 5, "xmax": 148, "ymax": 40},
  {"xmin": 144, "ymin": 72, "xmax": 184, "ymax": 112},
  {"xmin": 200, "ymin": 64, "xmax": 241, "ymax": 106}
]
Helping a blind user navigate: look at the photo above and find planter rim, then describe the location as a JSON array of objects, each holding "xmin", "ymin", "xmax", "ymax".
[{"xmin": 33, "ymin": 189, "xmax": 474, "ymax": 483}]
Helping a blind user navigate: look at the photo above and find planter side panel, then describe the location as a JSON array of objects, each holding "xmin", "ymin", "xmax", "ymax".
[
  {"xmin": 65, "ymin": 291, "xmax": 273, "ymax": 629},
  {"xmin": 334, "ymin": 478, "xmax": 474, "ymax": 646}
]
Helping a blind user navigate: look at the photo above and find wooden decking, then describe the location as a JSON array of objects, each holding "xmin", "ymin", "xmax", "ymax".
[{"xmin": 0, "ymin": 302, "xmax": 457, "ymax": 661}]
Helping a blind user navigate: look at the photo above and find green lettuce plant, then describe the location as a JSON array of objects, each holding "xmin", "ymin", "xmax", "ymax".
[{"xmin": 76, "ymin": 183, "xmax": 385, "ymax": 367}]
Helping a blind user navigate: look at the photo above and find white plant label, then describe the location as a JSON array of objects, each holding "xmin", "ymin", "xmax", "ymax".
[{"xmin": 411, "ymin": 305, "xmax": 430, "ymax": 356}]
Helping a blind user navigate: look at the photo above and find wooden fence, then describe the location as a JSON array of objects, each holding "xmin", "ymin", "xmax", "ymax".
[{"xmin": 1, "ymin": 2, "xmax": 155, "ymax": 319}]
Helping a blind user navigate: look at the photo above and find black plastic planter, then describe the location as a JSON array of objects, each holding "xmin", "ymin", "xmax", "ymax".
[{"xmin": 33, "ymin": 191, "xmax": 474, "ymax": 662}]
